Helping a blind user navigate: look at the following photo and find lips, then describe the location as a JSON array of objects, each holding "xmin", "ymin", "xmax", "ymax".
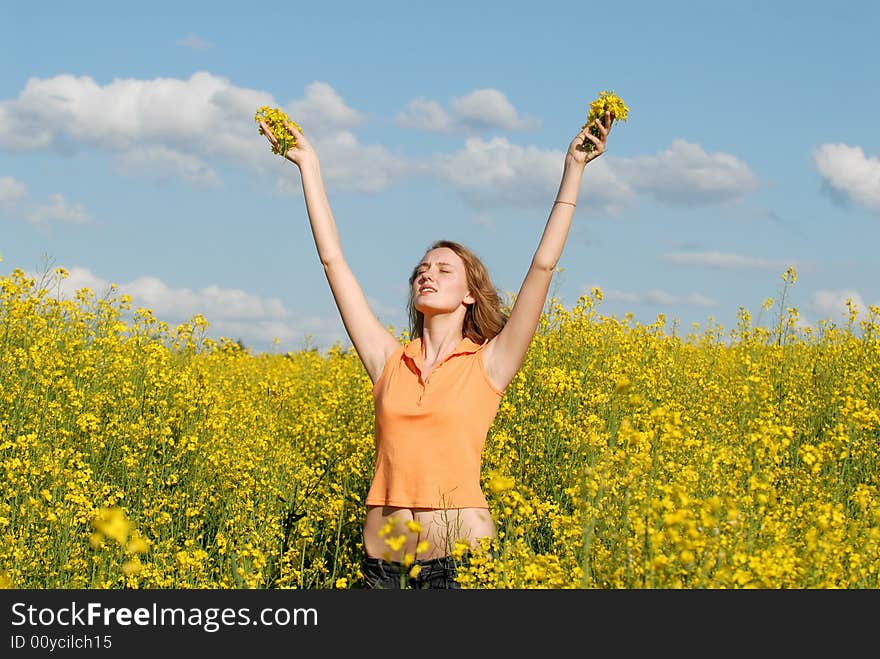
[{"xmin": 418, "ymin": 286, "xmax": 436, "ymax": 294}]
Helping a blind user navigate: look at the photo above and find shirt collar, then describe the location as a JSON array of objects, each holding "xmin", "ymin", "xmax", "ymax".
[{"xmin": 403, "ymin": 336, "xmax": 485, "ymax": 367}]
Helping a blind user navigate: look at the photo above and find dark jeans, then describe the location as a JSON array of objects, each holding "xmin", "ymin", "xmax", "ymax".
[{"xmin": 362, "ymin": 555, "xmax": 462, "ymax": 589}]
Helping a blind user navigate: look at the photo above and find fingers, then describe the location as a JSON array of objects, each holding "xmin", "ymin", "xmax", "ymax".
[
  {"xmin": 285, "ymin": 122, "xmax": 310, "ymax": 152},
  {"xmin": 577, "ymin": 125, "xmax": 592, "ymax": 142},
  {"xmin": 582, "ymin": 111, "xmax": 612, "ymax": 157},
  {"xmin": 258, "ymin": 119, "xmax": 280, "ymax": 150},
  {"xmin": 594, "ymin": 112, "xmax": 611, "ymax": 138},
  {"xmin": 579, "ymin": 124, "xmax": 603, "ymax": 144},
  {"xmin": 584, "ymin": 131, "xmax": 604, "ymax": 152},
  {"xmin": 574, "ymin": 124, "xmax": 594, "ymax": 149},
  {"xmin": 285, "ymin": 120, "xmax": 303, "ymax": 139}
]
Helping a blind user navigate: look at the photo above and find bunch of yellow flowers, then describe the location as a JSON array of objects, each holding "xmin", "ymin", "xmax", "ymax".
[
  {"xmin": 254, "ymin": 105, "xmax": 303, "ymax": 157},
  {"xmin": 582, "ymin": 90, "xmax": 629, "ymax": 152}
]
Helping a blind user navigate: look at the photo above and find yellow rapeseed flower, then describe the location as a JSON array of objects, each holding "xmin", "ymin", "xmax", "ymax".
[
  {"xmin": 452, "ymin": 539, "xmax": 472, "ymax": 560},
  {"xmin": 254, "ymin": 106, "xmax": 303, "ymax": 157},
  {"xmin": 384, "ymin": 534, "xmax": 406, "ymax": 552},
  {"xmin": 582, "ymin": 90, "xmax": 629, "ymax": 152},
  {"xmin": 378, "ymin": 516, "xmax": 397, "ymax": 538},
  {"xmin": 126, "ymin": 533, "xmax": 150, "ymax": 555},
  {"xmin": 88, "ymin": 533, "xmax": 105, "ymax": 551},
  {"xmin": 2, "ymin": 262, "xmax": 878, "ymax": 589},
  {"xmin": 487, "ymin": 474, "xmax": 515, "ymax": 493},
  {"xmin": 92, "ymin": 507, "xmax": 130, "ymax": 545}
]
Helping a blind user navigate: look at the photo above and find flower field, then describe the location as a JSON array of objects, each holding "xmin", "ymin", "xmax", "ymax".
[{"xmin": 1, "ymin": 264, "xmax": 878, "ymax": 589}]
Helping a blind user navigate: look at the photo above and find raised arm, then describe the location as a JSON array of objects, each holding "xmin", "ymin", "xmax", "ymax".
[
  {"xmin": 483, "ymin": 112, "xmax": 612, "ymax": 393},
  {"xmin": 259, "ymin": 119, "xmax": 399, "ymax": 383}
]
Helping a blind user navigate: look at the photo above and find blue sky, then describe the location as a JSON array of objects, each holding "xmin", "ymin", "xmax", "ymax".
[{"xmin": 2, "ymin": 1, "xmax": 878, "ymax": 353}]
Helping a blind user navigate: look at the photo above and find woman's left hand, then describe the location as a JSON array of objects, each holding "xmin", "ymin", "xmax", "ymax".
[{"xmin": 567, "ymin": 110, "xmax": 612, "ymax": 166}]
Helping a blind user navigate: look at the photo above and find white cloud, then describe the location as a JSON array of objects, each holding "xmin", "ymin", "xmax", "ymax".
[
  {"xmin": 122, "ymin": 276, "xmax": 288, "ymax": 321},
  {"xmin": 46, "ymin": 266, "xmax": 347, "ymax": 351},
  {"xmin": 661, "ymin": 250, "xmax": 797, "ymax": 271},
  {"xmin": 60, "ymin": 266, "xmax": 111, "ymax": 295},
  {"xmin": 586, "ymin": 283, "xmax": 719, "ymax": 308},
  {"xmin": 286, "ymin": 82, "xmax": 364, "ymax": 132},
  {"xmin": 1, "ymin": 177, "xmax": 93, "ymax": 228},
  {"xmin": 210, "ymin": 316, "xmax": 349, "ymax": 351},
  {"xmin": 0, "ymin": 73, "xmax": 407, "ymax": 193},
  {"xmin": 27, "ymin": 194, "xmax": 90, "ymax": 226},
  {"xmin": 0, "ymin": 176, "xmax": 27, "ymax": 206},
  {"xmin": 450, "ymin": 89, "xmax": 539, "ymax": 132},
  {"xmin": 813, "ymin": 143, "xmax": 880, "ymax": 212},
  {"xmin": 178, "ymin": 33, "xmax": 212, "ymax": 51},
  {"xmin": 425, "ymin": 136, "xmax": 633, "ymax": 211},
  {"xmin": 421, "ymin": 138, "xmax": 757, "ymax": 212},
  {"xmin": 0, "ymin": 104, "xmax": 53, "ymax": 151},
  {"xmin": 0, "ymin": 72, "xmax": 265, "ymax": 163},
  {"xmin": 312, "ymin": 131, "xmax": 409, "ymax": 194},
  {"xmin": 396, "ymin": 89, "xmax": 539, "ymax": 134},
  {"xmin": 619, "ymin": 139, "xmax": 758, "ymax": 206},
  {"xmin": 395, "ymin": 98, "xmax": 452, "ymax": 133},
  {"xmin": 812, "ymin": 289, "xmax": 870, "ymax": 320},
  {"xmin": 0, "ymin": 76, "xmax": 759, "ymax": 209},
  {"xmin": 114, "ymin": 146, "xmax": 219, "ymax": 187}
]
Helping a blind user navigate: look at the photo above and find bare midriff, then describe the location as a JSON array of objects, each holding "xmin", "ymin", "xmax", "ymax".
[{"xmin": 363, "ymin": 505, "xmax": 497, "ymax": 561}]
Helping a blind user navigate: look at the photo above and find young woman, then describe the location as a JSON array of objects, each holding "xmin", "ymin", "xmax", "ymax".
[{"xmin": 258, "ymin": 108, "xmax": 612, "ymax": 588}]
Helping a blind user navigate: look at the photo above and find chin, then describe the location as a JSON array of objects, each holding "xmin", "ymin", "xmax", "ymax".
[{"xmin": 415, "ymin": 300, "xmax": 447, "ymax": 315}]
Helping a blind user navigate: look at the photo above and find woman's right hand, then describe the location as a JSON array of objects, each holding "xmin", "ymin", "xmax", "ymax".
[{"xmin": 258, "ymin": 119, "xmax": 317, "ymax": 168}]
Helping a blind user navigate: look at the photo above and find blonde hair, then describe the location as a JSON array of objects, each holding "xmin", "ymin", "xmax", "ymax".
[{"xmin": 407, "ymin": 240, "xmax": 507, "ymax": 343}]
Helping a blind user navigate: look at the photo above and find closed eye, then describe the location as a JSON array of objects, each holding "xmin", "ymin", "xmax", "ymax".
[{"xmin": 414, "ymin": 261, "xmax": 456, "ymax": 279}]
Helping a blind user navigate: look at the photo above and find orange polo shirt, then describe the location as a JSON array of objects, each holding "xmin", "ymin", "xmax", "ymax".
[{"xmin": 365, "ymin": 336, "xmax": 504, "ymax": 509}]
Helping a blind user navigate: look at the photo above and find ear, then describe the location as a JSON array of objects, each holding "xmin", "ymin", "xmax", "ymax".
[{"xmin": 463, "ymin": 291, "xmax": 475, "ymax": 306}]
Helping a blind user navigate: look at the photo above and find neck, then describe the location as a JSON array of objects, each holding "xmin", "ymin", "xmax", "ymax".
[{"xmin": 419, "ymin": 313, "xmax": 466, "ymax": 363}]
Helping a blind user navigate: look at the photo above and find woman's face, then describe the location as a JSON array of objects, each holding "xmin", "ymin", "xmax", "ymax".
[{"xmin": 412, "ymin": 247, "xmax": 474, "ymax": 315}]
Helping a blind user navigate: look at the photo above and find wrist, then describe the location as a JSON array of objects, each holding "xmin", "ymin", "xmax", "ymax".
[
  {"xmin": 297, "ymin": 156, "xmax": 320, "ymax": 174},
  {"xmin": 564, "ymin": 153, "xmax": 586, "ymax": 171}
]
